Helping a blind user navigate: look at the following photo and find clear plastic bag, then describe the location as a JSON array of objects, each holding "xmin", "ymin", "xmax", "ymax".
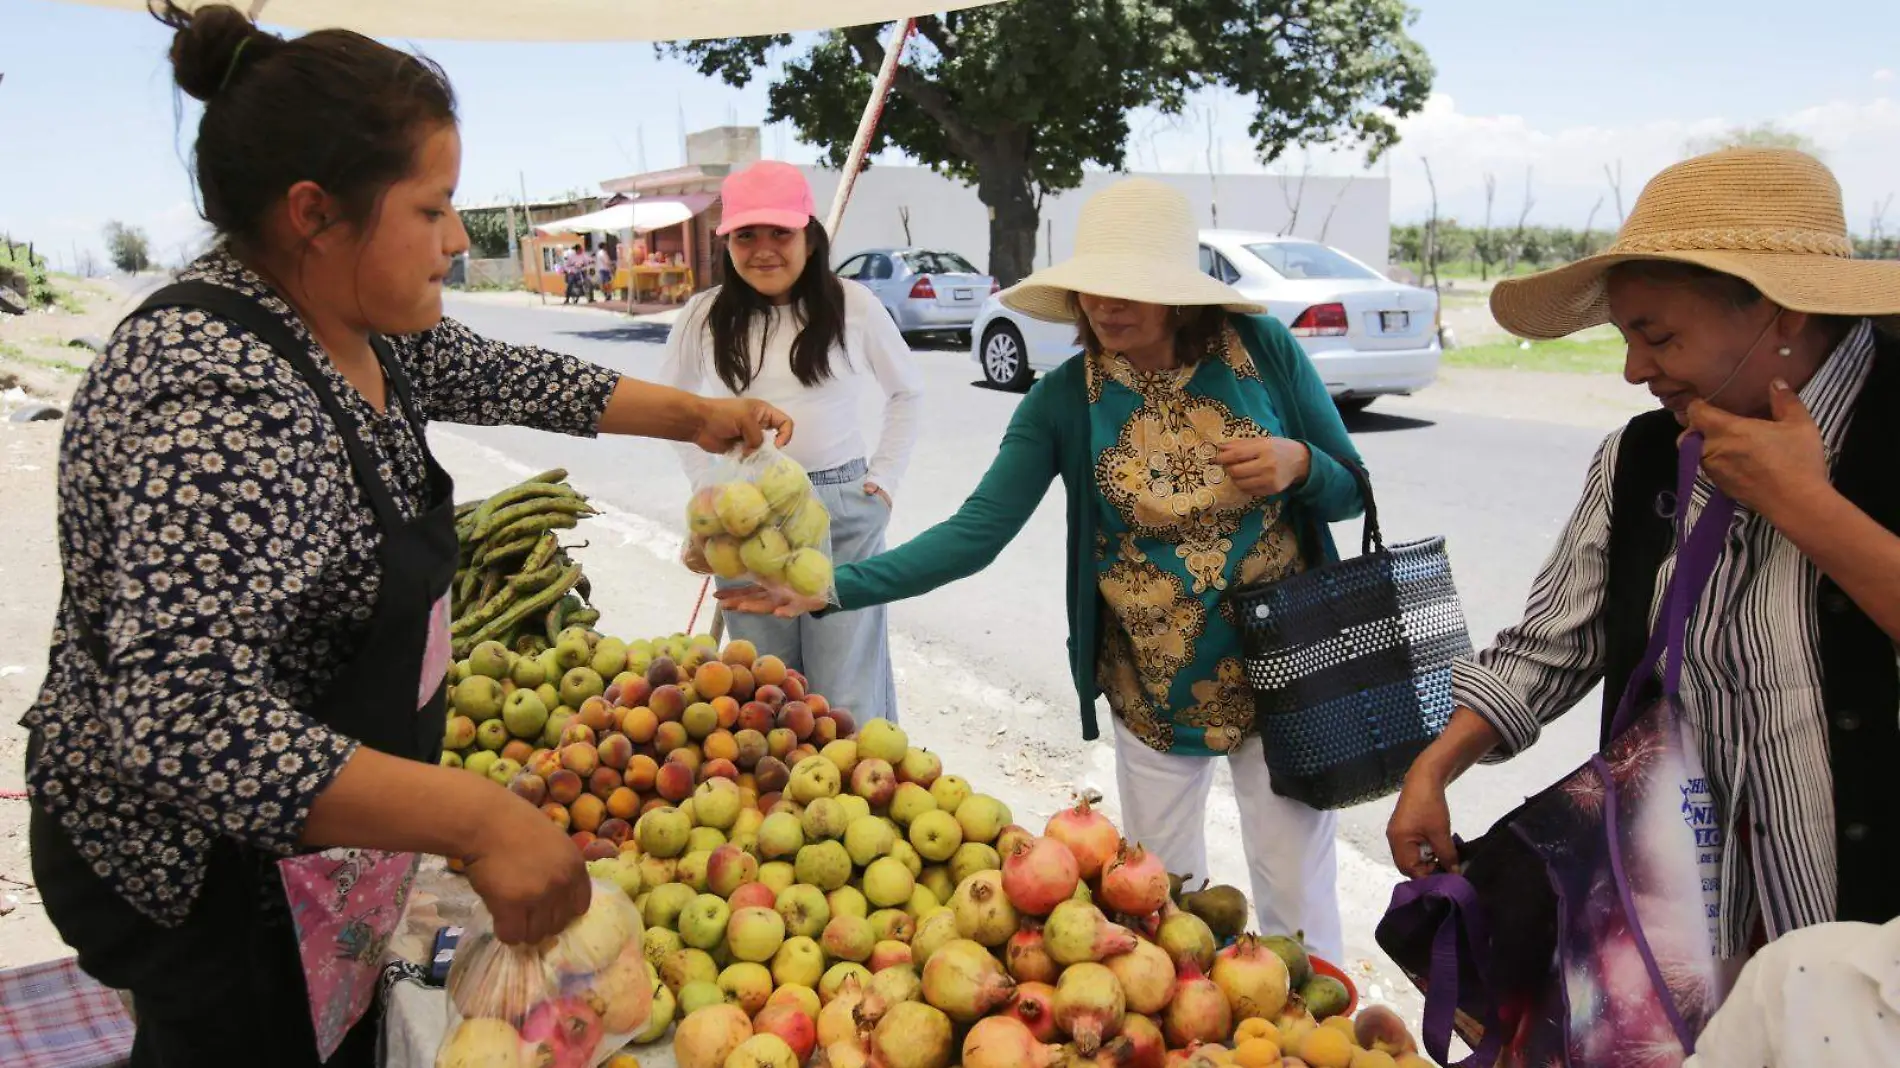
[
  {"xmin": 682, "ymin": 443, "xmax": 838, "ymax": 604},
  {"xmin": 436, "ymin": 878, "xmax": 652, "ymax": 1068}
]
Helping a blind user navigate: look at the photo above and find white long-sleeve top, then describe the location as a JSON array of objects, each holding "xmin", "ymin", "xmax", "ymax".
[
  {"xmin": 659, "ymin": 280, "xmax": 924, "ymax": 496},
  {"xmin": 1685, "ymin": 918, "xmax": 1900, "ymax": 1067}
]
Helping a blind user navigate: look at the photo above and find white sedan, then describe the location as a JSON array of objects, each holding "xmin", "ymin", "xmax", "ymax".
[{"xmin": 971, "ymin": 230, "xmax": 1440, "ymax": 410}]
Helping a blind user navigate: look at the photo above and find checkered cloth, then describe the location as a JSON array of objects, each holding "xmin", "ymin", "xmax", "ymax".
[{"xmin": 0, "ymin": 957, "xmax": 134, "ymax": 1068}]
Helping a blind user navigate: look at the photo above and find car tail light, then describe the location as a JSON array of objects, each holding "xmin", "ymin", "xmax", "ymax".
[
  {"xmin": 909, "ymin": 277, "xmax": 936, "ymax": 299},
  {"xmin": 1290, "ymin": 302, "xmax": 1349, "ymax": 337},
  {"xmin": 989, "ymin": 280, "xmax": 1001, "ymax": 294}
]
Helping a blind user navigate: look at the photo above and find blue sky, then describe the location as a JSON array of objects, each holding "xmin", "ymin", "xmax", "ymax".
[{"xmin": 4, "ymin": 0, "xmax": 1897, "ymax": 271}]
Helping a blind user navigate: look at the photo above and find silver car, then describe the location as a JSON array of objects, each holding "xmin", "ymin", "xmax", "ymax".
[
  {"xmin": 837, "ymin": 248, "xmax": 997, "ymax": 338},
  {"xmin": 972, "ymin": 231, "xmax": 1440, "ymax": 410}
]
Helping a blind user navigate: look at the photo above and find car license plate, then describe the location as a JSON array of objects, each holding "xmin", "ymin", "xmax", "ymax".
[
  {"xmin": 1380, "ymin": 311, "xmax": 1409, "ymax": 332},
  {"xmin": 954, "ymin": 288, "xmax": 974, "ymax": 301}
]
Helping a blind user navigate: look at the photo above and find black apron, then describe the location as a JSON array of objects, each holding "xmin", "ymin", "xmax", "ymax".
[{"xmin": 31, "ymin": 282, "xmax": 458, "ymax": 1067}]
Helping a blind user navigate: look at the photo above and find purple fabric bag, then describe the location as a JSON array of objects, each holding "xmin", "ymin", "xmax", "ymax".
[{"xmin": 1375, "ymin": 435, "xmax": 1731, "ymax": 1067}]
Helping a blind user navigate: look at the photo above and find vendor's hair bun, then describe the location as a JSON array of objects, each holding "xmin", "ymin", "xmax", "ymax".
[{"xmin": 155, "ymin": 2, "xmax": 284, "ymax": 103}]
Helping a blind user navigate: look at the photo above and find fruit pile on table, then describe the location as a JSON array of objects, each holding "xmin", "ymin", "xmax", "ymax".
[{"xmin": 436, "ymin": 630, "xmax": 1431, "ymax": 1068}]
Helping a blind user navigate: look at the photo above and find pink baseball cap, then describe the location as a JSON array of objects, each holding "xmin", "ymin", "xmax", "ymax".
[{"xmin": 716, "ymin": 161, "xmax": 816, "ymax": 236}]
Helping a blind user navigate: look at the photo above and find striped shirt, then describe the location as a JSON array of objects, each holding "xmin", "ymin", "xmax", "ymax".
[{"xmin": 1452, "ymin": 319, "xmax": 1880, "ymax": 959}]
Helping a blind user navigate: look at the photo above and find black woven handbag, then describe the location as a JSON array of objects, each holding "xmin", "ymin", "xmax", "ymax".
[{"xmin": 1226, "ymin": 460, "xmax": 1471, "ymax": 810}]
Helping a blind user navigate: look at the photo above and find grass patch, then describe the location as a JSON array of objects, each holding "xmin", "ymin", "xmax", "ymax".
[
  {"xmin": 1446, "ymin": 330, "xmax": 1626, "ymax": 375},
  {"xmin": 0, "ymin": 341, "xmax": 87, "ymax": 376}
]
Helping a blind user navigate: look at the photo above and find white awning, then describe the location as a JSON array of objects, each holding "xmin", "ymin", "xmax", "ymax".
[
  {"xmin": 55, "ymin": 0, "xmax": 1008, "ymax": 41},
  {"xmin": 535, "ymin": 200, "xmax": 693, "ymax": 236}
]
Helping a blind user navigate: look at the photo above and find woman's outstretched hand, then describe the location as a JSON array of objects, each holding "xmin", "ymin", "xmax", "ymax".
[
  {"xmin": 695, "ymin": 397, "xmax": 794, "ymax": 455},
  {"xmin": 715, "ymin": 583, "xmax": 829, "ymax": 619}
]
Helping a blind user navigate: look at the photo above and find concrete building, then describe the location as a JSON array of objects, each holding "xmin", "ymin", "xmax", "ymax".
[{"xmin": 804, "ymin": 166, "xmax": 1391, "ymax": 278}]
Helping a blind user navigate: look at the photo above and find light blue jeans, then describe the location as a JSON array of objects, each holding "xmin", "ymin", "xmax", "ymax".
[{"xmin": 720, "ymin": 458, "xmax": 899, "ymax": 724}]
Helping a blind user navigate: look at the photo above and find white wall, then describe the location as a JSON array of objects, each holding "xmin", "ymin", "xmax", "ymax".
[{"xmin": 802, "ymin": 166, "xmax": 1391, "ymax": 277}]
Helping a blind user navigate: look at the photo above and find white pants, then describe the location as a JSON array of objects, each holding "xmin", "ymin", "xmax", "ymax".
[{"xmin": 1111, "ymin": 714, "xmax": 1343, "ymax": 963}]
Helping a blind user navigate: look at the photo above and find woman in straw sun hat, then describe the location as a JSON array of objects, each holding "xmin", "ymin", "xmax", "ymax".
[
  {"xmin": 723, "ymin": 177, "xmax": 1369, "ymax": 959},
  {"xmin": 1389, "ymin": 148, "xmax": 1900, "ymax": 962}
]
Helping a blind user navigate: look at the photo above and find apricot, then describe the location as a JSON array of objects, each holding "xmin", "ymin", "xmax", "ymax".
[
  {"xmin": 541, "ymin": 802, "xmax": 572, "ymax": 832},
  {"xmin": 562, "ymin": 742, "xmax": 600, "ymax": 777},
  {"xmin": 578, "ymin": 696, "xmax": 616, "ymax": 733},
  {"xmin": 654, "ymin": 721, "xmax": 689, "ymax": 757},
  {"xmin": 704, "ymin": 730, "xmax": 740, "ymax": 763},
  {"xmin": 656, "ymin": 760, "xmax": 696, "ymax": 803},
  {"xmin": 570, "ymin": 794, "xmax": 606, "ymax": 833},
  {"xmin": 727, "ymin": 665, "xmax": 757, "ymax": 703},
  {"xmin": 619, "ymin": 705, "xmax": 658, "ymax": 744},
  {"xmin": 712, "ymin": 696, "xmax": 741, "ymax": 730},
  {"xmin": 547, "ymin": 769, "xmax": 584, "ymax": 805},
  {"xmin": 753, "ymin": 655, "xmax": 789, "ymax": 687},
  {"xmin": 624, "ymin": 754, "xmax": 660, "ymax": 792},
  {"xmin": 694, "ymin": 661, "xmax": 734, "ymax": 700},
  {"xmin": 650, "ymin": 685, "xmax": 687, "ymax": 723},
  {"xmin": 720, "ymin": 640, "xmax": 758, "ymax": 668},
  {"xmin": 589, "ymin": 767, "xmax": 624, "ymax": 800},
  {"xmin": 607, "ymin": 787, "xmax": 640, "ymax": 821}
]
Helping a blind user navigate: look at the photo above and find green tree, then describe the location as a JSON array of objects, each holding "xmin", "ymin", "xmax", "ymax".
[
  {"xmin": 463, "ymin": 208, "xmax": 530, "ymax": 260},
  {"xmin": 1684, "ymin": 122, "xmax": 1822, "ymax": 160},
  {"xmin": 103, "ymin": 221, "xmax": 152, "ymax": 274},
  {"xmin": 670, "ymin": 1, "xmax": 1433, "ymax": 285}
]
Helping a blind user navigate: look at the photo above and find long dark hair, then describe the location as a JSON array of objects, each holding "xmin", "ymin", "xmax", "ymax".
[
  {"xmin": 707, "ymin": 220, "xmax": 847, "ymax": 394},
  {"xmin": 151, "ymin": 2, "xmax": 457, "ymax": 252}
]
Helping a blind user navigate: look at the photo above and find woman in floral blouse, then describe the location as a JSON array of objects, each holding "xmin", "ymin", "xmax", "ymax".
[
  {"xmin": 19, "ymin": 7, "xmax": 789, "ymax": 1065},
  {"xmin": 722, "ymin": 179, "xmax": 1367, "ymax": 960}
]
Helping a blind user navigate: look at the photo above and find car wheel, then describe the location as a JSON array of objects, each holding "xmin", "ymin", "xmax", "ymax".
[
  {"xmin": 980, "ymin": 322, "xmax": 1033, "ymax": 391},
  {"xmin": 1335, "ymin": 396, "xmax": 1375, "ymax": 414}
]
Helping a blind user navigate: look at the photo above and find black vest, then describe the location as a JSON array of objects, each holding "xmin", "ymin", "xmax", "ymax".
[{"xmin": 1602, "ymin": 331, "xmax": 1900, "ymax": 927}]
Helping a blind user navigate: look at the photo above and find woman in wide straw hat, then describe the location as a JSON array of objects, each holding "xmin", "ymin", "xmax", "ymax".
[
  {"xmin": 1389, "ymin": 148, "xmax": 1900, "ymax": 960},
  {"xmin": 723, "ymin": 178, "xmax": 1368, "ymax": 958}
]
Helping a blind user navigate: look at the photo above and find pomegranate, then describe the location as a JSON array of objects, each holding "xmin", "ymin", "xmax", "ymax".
[
  {"xmin": 1116, "ymin": 1012, "xmax": 1168, "ymax": 1068},
  {"xmin": 1211, "ymin": 934, "xmax": 1291, "ymax": 1019},
  {"xmin": 817, "ymin": 974, "xmax": 869, "ymax": 1049},
  {"xmin": 854, "ymin": 965, "xmax": 923, "ymax": 1029},
  {"xmin": 1155, "ymin": 904, "xmax": 1218, "ymax": 973},
  {"xmin": 868, "ymin": 1000, "xmax": 954, "ymax": 1068},
  {"xmin": 950, "ymin": 870, "xmax": 1021, "ymax": 947},
  {"xmin": 999, "ymin": 980, "xmax": 1061, "ymax": 1043},
  {"xmin": 1044, "ymin": 798, "xmax": 1121, "ymax": 880},
  {"xmin": 1162, "ymin": 960, "xmax": 1232, "ymax": 1049},
  {"xmin": 671, "ymin": 1002, "xmax": 752, "ymax": 1068},
  {"xmin": 1005, "ymin": 923, "xmax": 1061, "ymax": 984},
  {"xmin": 519, "ymin": 995, "xmax": 605, "ymax": 1068},
  {"xmin": 1099, "ymin": 842, "xmax": 1169, "ymax": 917},
  {"xmin": 823, "ymin": 1036, "xmax": 872, "ymax": 1068},
  {"xmin": 1044, "ymin": 900, "xmax": 1139, "ymax": 965},
  {"xmin": 919, "ymin": 938, "xmax": 1017, "ymax": 1023},
  {"xmin": 1001, "ymin": 836, "xmax": 1082, "ymax": 916},
  {"xmin": 1054, "ymin": 962, "xmax": 1126, "ymax": 1055},
  {"xmin": 752, "ymin": 1003, "xmax": 817, "ymax": 1064},
  {"xmin": 961, "ymin": 1015, "xmax": 1067, "ymax": 1068},
  {"xmin": 1105, "ymin": 937, "xmax": 1177, "ymax": 1015}
]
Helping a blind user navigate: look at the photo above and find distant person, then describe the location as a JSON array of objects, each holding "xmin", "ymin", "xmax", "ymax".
[
  {"xmin": 595, "ymin": 244, "xmax": 614, "ymax": 300},
  {"xmin": 720, "ymin": 177, "xmax": 1368, "ymax": 961},
  {"xmin": 662, "ymin": 160, "xmax": 923, "ymax": 727},
  {"xmin": 1388, "ymin": 149, "xmax": 1900, "ymax": 963},
  {"xmin": 562, "ymin": 243, "xmax": 585, "ymax": 304},
  {"xmin": 20, "ymin": 6, "xmax": 793, "ymax": 1065}
]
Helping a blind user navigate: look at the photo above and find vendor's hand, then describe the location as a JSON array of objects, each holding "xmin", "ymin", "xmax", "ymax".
[
  {"xmin": 716, "ymin": 583, "xmax": 828, "ymax": 619},
  {"xmin": 1387, "ymin": 768, "xmax": 1460, "ymax": 879},
  {"xmin": 1684, "ymin": 380, "xmax": 1832, "ymax": 525},
  {"xmin": 681, "ymin": 538, "xmax": 712, "ymax": 576},
  {"xmin": 864, "ymin": 481, "xmax": 891, "ymax": 509},
  {"xmin": 1216, "ymin": 437, "xmax": 1311, "ymax": 498},
  {"xmin": 695, "ymin": 397, "xmax": 794, "ymax": 456},
  {"xmin": 462, "ymin": 793, "xmax": 591, "ymax": 944}
]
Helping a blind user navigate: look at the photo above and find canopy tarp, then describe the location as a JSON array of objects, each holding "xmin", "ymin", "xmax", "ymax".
[
  {"xmin": 535, "ymin": 195, "xmax": 711, "ymax": 235},
  {"xmin": 57, "ymin": 0, "xmax": 1005, "ymax": 41}
]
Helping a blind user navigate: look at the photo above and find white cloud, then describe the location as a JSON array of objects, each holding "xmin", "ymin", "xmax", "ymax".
[
  {"xmin": 1875, "ymin": 69, "xmax": 1894, "ymax": 82},
  {"xmin": 1126, "ymin": 90, "xmax": 1900, "ymax": 234}
]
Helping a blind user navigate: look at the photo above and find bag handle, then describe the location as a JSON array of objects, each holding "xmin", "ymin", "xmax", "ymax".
[
  {"xmin": 1606, "ymin": 432, "xmax": 1737, "ymax": 738},
  {"xmin": 1384, "ymin": 874, "xmax": 1503, "ymax": 1067}
]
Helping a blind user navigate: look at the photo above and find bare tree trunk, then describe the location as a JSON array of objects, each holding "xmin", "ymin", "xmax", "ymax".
[
  {"xmin": 1205, "ymin": 106, "xmax": 1221, "ymax": 229},
  {"xmin": 1581, "ymin": 196, "xmax": 1604, "ymax": 259},
  {"xmin": 1504, "ymin": 167, "xmax": 1536, "ymax": 275},
  {"xmin": 1421, "ymin": 156, "xmax": 1441, "ymax": 293},
  {"xmin": 1279, "ymin": 153, "xmax": 1312, "ymax": 236},
  {"xmin": 1479, "ymin": 172, "xmax": 1496, "ymax": 281},
  {"xmin": 1317, "ymin": 175, "xmax": 1357, "ymax": 242},
  {"xmin": 899, "ymin": 206, "xmax": 913, "ymax": 245},
  {"xmin": 1605, "ymin": 161, "xmax": 1626, "ymax": 228}
]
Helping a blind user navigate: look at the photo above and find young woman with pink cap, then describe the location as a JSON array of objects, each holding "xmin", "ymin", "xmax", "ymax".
[{"xmin": 660, "ymin": 161, "xmax": 923, "ymax": 725}]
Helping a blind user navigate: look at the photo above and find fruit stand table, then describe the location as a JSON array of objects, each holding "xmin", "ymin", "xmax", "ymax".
[{"xmin": 380, "ymin": 858, "xmax": 681, "ymax": 1068}]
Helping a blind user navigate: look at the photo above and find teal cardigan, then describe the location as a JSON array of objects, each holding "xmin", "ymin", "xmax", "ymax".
[{"xmin": 835, "ymin": 313, "xmax": 1367, "ymax": 740}]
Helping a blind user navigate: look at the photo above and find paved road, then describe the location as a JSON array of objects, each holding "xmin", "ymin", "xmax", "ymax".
[{"xmin": 435, "ymin": 295, "xmax": 1611, "ymax": 870}]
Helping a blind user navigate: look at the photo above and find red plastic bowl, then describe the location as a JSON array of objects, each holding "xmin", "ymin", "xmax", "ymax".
[{"xmin": 1306, "ymin": 954, "xmax": 1359, "ymax": 1018}]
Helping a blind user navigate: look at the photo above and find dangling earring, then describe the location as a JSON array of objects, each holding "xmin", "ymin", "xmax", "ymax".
[{"xmin": 1777, "ymin": 346, "xmax": 1793, "ymax": 357}]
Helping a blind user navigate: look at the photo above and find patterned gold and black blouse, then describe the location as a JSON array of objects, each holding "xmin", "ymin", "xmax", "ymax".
[{"xmin": 1089, "ymin": 326, "xmax": 1305, "ymax": 757}]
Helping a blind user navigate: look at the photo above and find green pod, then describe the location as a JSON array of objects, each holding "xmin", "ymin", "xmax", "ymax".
[
  {"xmin": 460, "ymin": 562, "xmax": 583, "ymax": 656},
  {"xmin": 475, "ymin": 535, "xmax": 540, "ymax": 570},
  {"xmin": 471, "ymin": 495, "xmax": 592, "ymax": 544},
  {"xmin": 487, "ymin": 512, "xmax": 579, "ymax": 550}
]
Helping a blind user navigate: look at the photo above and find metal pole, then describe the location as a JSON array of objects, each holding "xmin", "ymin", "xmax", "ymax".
[
  {"xmin": 520, "ymin": 172, "xmax": 546, "ymax": 306},
  {"xmin": 823, "ymin": 17, "xmax": 916, "ymax": 237}
]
